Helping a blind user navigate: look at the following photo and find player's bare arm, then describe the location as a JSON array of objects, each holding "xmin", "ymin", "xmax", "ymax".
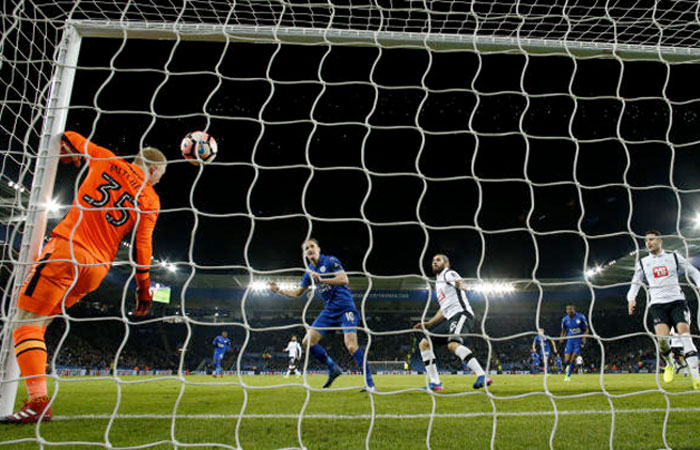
[
  {"xmin": 311, "ymin": 270, "xmax": 348, "ymax": 286},
  {"xmin": 268, "ymin": 281, "xmax": 307, "ymax": 298},
  {"xmin": 413, "ymin": 309, "xmax": 444, "ymax": 330}
]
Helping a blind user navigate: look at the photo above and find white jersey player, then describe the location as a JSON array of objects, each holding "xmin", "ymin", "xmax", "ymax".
[
  {"xmin": 413, "ymin": 253, "xmax": 491, "ymax": 392},
  {"xmin": 575, "ymin": 355, "xmax": 584, "ymax": 373},
  {"xmin": 670, "ymin": 328, "xmax": 689, "ymax": 376},
  {"xmin": 626, "ymin": 231, "xmax": 700, "ymax": 389},
  {"xmin": 283, "ymin": 335, "xmax": 303, "ymax": 378}
]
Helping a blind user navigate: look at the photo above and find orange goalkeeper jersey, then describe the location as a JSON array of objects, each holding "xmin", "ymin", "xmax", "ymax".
[{"xmin": 51, "ymin": 131, "xmax": 160, "ymax": 279}]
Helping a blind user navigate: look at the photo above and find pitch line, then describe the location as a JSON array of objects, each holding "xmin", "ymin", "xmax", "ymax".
[{"xmin": 54, "ymin": 407, "xmax": 700, "ymax": 421}]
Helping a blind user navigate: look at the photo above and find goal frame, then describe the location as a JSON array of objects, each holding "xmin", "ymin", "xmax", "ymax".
[
  {"xmin": 69, "ymin": 19, "xmax": 700, "ymax": 60},
  {"xmin": 0, "ymin": 26, "xmax": 81, "ymax": 416},
  {"xmin": 1, "ymin": 13, "xmax": 698, "ymax": 420}
]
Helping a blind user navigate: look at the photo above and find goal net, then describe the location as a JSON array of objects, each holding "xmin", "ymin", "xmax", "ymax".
[{"xmin": 2, "ymin": 0, "xmax": 700, "ymax": 448}]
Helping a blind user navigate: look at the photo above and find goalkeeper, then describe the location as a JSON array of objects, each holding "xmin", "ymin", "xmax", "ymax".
[
  {"xmin": 0, "ymin": 131, "xmax": 166, "ymax": 424},
  {"xmin": 268, "ymin": 238, "xmax": 376, "ymax": 392}
]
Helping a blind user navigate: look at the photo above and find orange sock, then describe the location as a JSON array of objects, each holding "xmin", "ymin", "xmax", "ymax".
[{"xmin": 13, "ymin": 325, "xmax": 48, "ymax": 399}]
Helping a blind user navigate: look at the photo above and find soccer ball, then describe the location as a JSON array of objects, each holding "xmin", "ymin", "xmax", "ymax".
[{"xmin": 181, "ymin": 131, "xmax": 217, "ymax": 165}]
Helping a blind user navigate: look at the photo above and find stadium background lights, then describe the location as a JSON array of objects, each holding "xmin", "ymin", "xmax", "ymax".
[
  {"xmin": 468, "ymin": 282, "xmax": 515, "ymax": 294},
  {"xmin": 159, "ymin": 261, "xmax": 177, "ymax": 273},
  {"xmin": 7, "ymin": 180, "xmax": 25, "ymax": 193},
  {"xmin": 248, "ymin": 281, "xmax": 296, "ymax": 292},
  {"xmin": 45, "ymin": 198, "xmax": 61, "ymax": 213},
  {"xmin": 585, "ymin": 266, "xmax": 603, "ymax": 278}
]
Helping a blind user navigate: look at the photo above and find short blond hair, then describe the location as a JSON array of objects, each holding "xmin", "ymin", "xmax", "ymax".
[{"xmin": 134, "ymin": 147, "xmax": 167, "ymax": 167}]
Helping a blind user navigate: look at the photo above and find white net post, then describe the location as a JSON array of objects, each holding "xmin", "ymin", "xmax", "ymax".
[
  {"xmin": 3, "ymin": 2, "xmax": 700, "ymax": 449},
  {"xmin": 0, "ymin": 25, "xmax": 81, "ymax": 415}
]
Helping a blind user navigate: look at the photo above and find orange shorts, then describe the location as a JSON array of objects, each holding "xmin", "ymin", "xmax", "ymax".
[{"xmin": 17, "ymin": 236, "xmax": 110, "ymax": 316}]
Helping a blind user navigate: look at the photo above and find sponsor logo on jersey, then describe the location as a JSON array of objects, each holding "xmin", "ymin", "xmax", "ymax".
[
  {"xmin": 437, "ymin": 289, "xmax": 445, "ymax": 302},
  {"xmin": 652, "ymin": 266, "xmax": 668, "ymax": 278}
]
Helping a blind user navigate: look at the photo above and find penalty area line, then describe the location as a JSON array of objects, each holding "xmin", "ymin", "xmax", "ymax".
[{"xmin": 54, "ymin": 407, "xmax": 700, "ymax": 421}]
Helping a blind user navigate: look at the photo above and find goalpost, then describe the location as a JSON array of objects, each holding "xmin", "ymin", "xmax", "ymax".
[{"xmin": 2, "ymin": 1, "xmax": 700, "ymax": 449}]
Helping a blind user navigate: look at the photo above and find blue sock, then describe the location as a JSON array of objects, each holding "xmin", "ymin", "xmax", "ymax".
[
  {"xmin": 310, "ymin": 344, "xmax": 336, "ymax": 371},
  {"xmin": 352, "ymin": 347, "xmax": 375, "ymax": 387}
]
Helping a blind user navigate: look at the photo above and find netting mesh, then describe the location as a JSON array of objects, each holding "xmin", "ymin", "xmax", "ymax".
[
  {"xmin": 13, "ymin": 0, "xmax": 700, "ymax": 51},
  {"xmin": 2, "ymin": 1, "xmax": 700, "ymax": 449}
]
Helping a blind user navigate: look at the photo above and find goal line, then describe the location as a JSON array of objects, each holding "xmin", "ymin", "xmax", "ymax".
[{"xmin": 49, "ymin": 407, "xmax": 700, "ymax": 421}]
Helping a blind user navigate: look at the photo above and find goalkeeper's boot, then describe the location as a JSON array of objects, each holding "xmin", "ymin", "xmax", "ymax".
[
  {"xmin": 472, "ymin": 376, "xmax": 492, "ymax": 389},
  {"xmin": 693, "ymin": 378, "xmax": 700, "ymax": 390},
  {"xmin": 322, "ymin": 366, "xmax": 342, "ymax": 388},
  {"xmin": 295, "ymin": 372, "xmax": 302, "ymax": 378},
  {"xmin": 0, "ymin": 396, "xmax": 52, "ymax": 424},
  {"xmin": 663, "ymin": 362, "xmax": 675, "ymax": 383},
  {"xmin": 563, "ymin": 375, "xmax": 571, "ymax": 382},
  {"xmin": 283, "ymin": 373, "xmax": 290, "ymax": 379}
]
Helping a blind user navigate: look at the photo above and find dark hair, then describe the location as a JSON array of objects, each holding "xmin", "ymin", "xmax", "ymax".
[
  {"xmin": 644, "ymin": 230, "xmax": 662, "ymax": 237},
  {"xmin": 434, "ymin": 254, "xmax": 450, "ymax": 264},
  {"xmin": 566, "ymin": 303, "xmax": 575, "ymax": 308}
]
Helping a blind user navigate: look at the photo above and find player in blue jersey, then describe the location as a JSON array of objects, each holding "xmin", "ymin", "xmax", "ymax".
[
  {"xmin": 529, "ymin": 350, "xmax": 541, "ymax": 374},
  {"xmin": 531, "ymin": 328, "xmax": 558, "ymax": 374},
  {"xmin": 554, "ymin": 353, "xmax": 563, "ymax": 374},
  {"xmin": 268, "ymin": 238, "xmax": 375, "ymax": 392},
  {"xmin": 212, "ymin": 331, "xmax": 231, "ymax": 378},
  {"xmin": 560, "ymin": 304, "xmax": 588, "ymax": 381}
]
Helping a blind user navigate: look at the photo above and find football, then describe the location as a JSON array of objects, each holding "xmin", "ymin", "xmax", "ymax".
[{"xmin": 181, "ymin": 131, "xmax": 217, "ymax": 165}]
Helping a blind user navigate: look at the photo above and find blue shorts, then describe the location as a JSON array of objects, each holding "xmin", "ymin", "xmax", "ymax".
[
  {"xmin": 565, "ymin": 338, "xmax": 582, "ymax": 355},
  {"xmin": 312, "ymin": 309, "xmax": 360, "ymax": 335},
  {"xmin": 213, "ymin": 351, "xmax": 225, "ymax": 362}
]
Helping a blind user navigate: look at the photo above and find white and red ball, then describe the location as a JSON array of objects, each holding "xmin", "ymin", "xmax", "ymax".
[{"xmin": 181, "ymin": 131, "xmax": 217, "ymax": 165}]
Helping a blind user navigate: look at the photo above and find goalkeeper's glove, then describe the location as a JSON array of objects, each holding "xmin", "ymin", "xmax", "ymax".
[{"xmin": 135, "ymin": 278, "xmax": 153, "ymax": 317}]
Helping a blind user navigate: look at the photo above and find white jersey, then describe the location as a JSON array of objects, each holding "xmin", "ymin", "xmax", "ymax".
[
  {"xmin": 435, "ymin": 268, "xmax": 474, "ymax": 320},
  {"xmin": 575, "ymin": 355, "xmax": 583, "ymax": 366},
  {"xmin": 285, "ymin": 341, "xmax": 302, "ymax": 359},
  {"xmin": 626, "ymin": 251, "xmax": 700, "ymax": 306},
  {"xmin": 670, "ymin": 328, "xmax": 683, "ymax": 348}
]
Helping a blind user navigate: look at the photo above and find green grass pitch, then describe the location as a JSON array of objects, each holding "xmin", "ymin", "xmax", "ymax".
[{"xmin": 2, "ymin": 373, "xmax": 699, "ymax": 449}]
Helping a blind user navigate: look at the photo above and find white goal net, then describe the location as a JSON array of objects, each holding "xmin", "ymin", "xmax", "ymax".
[{"xmin": 2, "ymin": 1, "xmax": 700, "ymax": 449}]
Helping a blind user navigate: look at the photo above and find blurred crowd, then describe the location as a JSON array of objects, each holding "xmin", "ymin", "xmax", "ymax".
[{"xmin": 27, "ymin": 301, "xmax": 695, "ymax": 375}]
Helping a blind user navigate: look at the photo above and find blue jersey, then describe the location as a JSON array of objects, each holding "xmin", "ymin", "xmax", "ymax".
[
  {"xmin": 212, "ymin": 336, "xmax": 231, "ymax": 353},
  {"xmin": 561, "ymin": 313, "xmax": 588, "ymax": 337},
  {"xmin": 533, "ymin": 335, "xmax": 551, "ymax": 354},
  {"xmin": 300, "ymin": 254, "xmax": 357, "ymax": 314}
]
